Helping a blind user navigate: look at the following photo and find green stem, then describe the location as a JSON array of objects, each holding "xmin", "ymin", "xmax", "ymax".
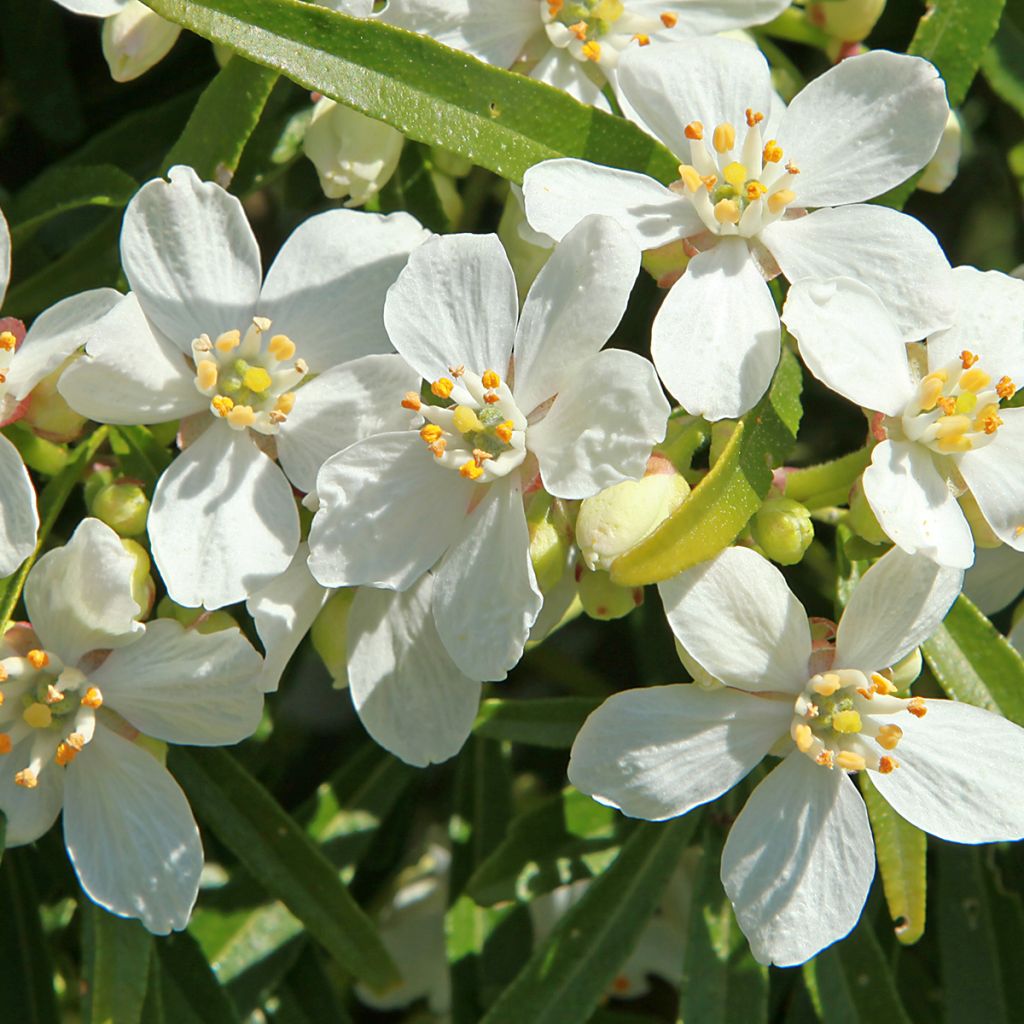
[{"xmin": 784, "ymin": 445, "xmax": 872, "ymax": 509}]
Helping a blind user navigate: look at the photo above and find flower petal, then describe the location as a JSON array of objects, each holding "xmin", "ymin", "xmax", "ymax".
[
  {"xmin": 835, "ymin": 545, "xmax": 962, "ymax": 673},
  {"xmin": 432, "ymin": 478, "xmax": 542, "ymax": 681},
  {"xmin": 964, "ymin": 545, "xmax": 1024, "ymax": 615},
  {"xmin": 0, "ymin": 206, "xmax": 10, "ymax": 305},
  {"xmin": 530, "ymin": 349, "xmax": 669, "ymax": 499},
  {"xmin": 0, "ymin": 735, "xmax": 65, "ymax": 846},
  {"xmin": 862, "ymin": 439, "xmax": 975, "ymax": 569},
  {"xmin": 277, "ymin": 353, "xmax": 419, "ymax": 494},
  {"xmin": 63, "ymin": 726, "xmax": 202, "ymax": 934},
  {"xmin": 659, "ymin": 546, "xmax": 811, "ymax": 694},
  {"xmin": 652, "ymin": 239, "xmax": 780, "ymax": 420},
  {"xmin": 568, "ymin": 684, "xmax": 789, "ymax": 820},
  {"xmin": 25, "ymin": 518, "xmax": 143, "ymax": 665},
  {"xmin": 309, "ymin": 432, "xmax": 471, "ymax": 590},
  {"xmin": 52, "ymin": 0, "xmax": 127, "ymax": 14},
  {"xmin": 781, "ymin": 278, "xmax": 915, "ymax": 416},
  {"xmin": 761, "ymin": 205, "xmax": 953, "ymax": 339},
  {"xmin": 258, "ymin": 208, "xmax": 429, "ymax": 372},
  {"xmin": 0, "ymin": 433, "xmax": 38, "ymax": 578},
  {"xmin": 869, "ymin": 699, "xmax": 1024, "ymax": 842},
  {"xmin": 629, "ymin": 0, "xmax": 790, "ymax": 32},
  {"xmin": 348, "ymin": 577, "xmax": 481, "ymax": 767},
  {"xmin": 957, "ymin": 409, "xmax": 1024, "ymax": 551},
  {"xmin": 383, "ymin": 233, "xmax": 518, "ymax": 382},
  {"xmin": 57, "ymin": 292, "xmax": 207, "ymax": 424},
  {"xmin": 776, "ymin": 51, "xmax": 948, "ymax": 207},
  {"xmin": 722, "ymin": 753, "xmax": 875, "ymax": 967},
  {"xmin": 120, "ymin": 165, "xmax": 261, "ymax": 349},
  {"xmin": 522, "ymin": 159, "xmax": 699, "ymax": 246},
  {"xmin": 529, "ymin": 47, "xmax": 609, "ymax": 110},
  {"xmin": 513, "ymin": 215, "xmax": 639, "ymax": 414},
  {"xmin": 149, "ymin": 424, "xmax": 299, "ymax": 609}
]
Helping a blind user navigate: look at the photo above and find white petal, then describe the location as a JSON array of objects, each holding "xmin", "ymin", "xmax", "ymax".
[
  {"xmin": 927, "ymin": 267, "xmax": 1024, "ymax": 381},
  {"xmin": 64, "ymin": 727, "xmax": 202, "ymax": 934},
  {"xmin": 957, "ymin": 409, "xmax": 1024, "ymax": 551},
  {"xmin": 530, "ymin": 349, "xmax": 669, "ymax": 499},
  {"xmin": 616, "ymin": 38, "xmax": 774, "ymax": 160},
  {"xmin": 309, "ymin": 432, "xmax": 471, "ymax": 590},
  {"xmin": 57, "ymin": 292, "xmax": 206, "ymax": 424},
  {"xmin": 52, "ymin": 0, "xmax": 127, "ymax": 14},
  {"xmin": 348, "ymin": 578, "xmax": 481, "ymax": 767},
  {"xmin": 432, "ymin": 478, "xmax": 542, "ymax": 681},
  {"xmin": 90, "ymin": 618, "xmax": 263, "ymax": 743},
  {"xmin": 722, "ymin": 753, "xmax": 875, "ymax": 967},
  {"xmin": 659, "ymin": 546, "xmax": 811, "ymax": 694},
  {"xmin": 383, "ymin": 233, "xmax": 518, "ymax": 382},
  {"xmin": 529, "ymin": 47, "xmax": 609, "ymax": 110},
  {"xmin": 0, "ymin": 205, "xmax": 10, "ymax": 306},
  {"xmin": 652, "ymin": 239, "xmax": 780, "ymax": 420},
  {"xmin": 522, "ymin": 159, "xmax": 700, "ymax": 246},
  {"xmin": 835, "ymin": 545, "xmax": 962, "ymax": 672},
  {"xmin": 862, "ymin": 440, "xmax": 975, "ymax": 569},
  {"xmin": 149, "ymin": 425, "xmax": 299, "ymax": 609},
  {"xmin": 0, "ymin": 434, "xmax": 38, "ymax": 577},
  {"xmin": 0, "ymin": 736, "xmax": 65, "ymax": 846},
  {"xmin": 513, "ymin": 215, "xmax": 639, "ymax": 414},
  {"xmin": 964, "ymin": 545, "xmax": 1024, "ymax": 615},
  {"xmin": 776, "ymin": 51, "xmax": 948, "ymax": 207},
  {"xmin": 258, "ymin": 208, "xmax": 429, "ymax": 372},
  {"xmin": 630, "ymin": 0, "xmax": 790, "ymax": 32},
  {"xmin": 277, "ymin": 353, "xmax": 419, "ymax": 494},
  {"xmin": 869, "ymin": 699, "xmax": 1024, "ymax": 842},
  {"xmin": 762, "ymin": 205, "xmax": 954, "ymax": 340},
  {"xmin": 120, "ymin": 166, "xmax": 261, "ymax": 349},
  {"xmin": 781, "ymin": 278, "xmax": 915, "ymax": 416},
  {"xmin": 26, "ymin": 518, "xmax": 143, "ymax": 665},
  {"xmin": 246, "ymin": 544, "xmax": 329, "ymax": 693},
  {"xmin": 568, "ymin": 684, "xmax": 790, "ymax": 820}
]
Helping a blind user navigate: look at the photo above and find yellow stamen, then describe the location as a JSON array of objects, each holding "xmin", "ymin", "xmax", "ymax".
[
  {"xmin": 459, "ymin": 460, "xmax": 484, "ymax": 480},
  {"xmin": 569, "ymin": 20, "xmax": 588, "ymax": 40},
  {"xmin": 215, "ymin": 330, "xmax": 241, "ymax": 353},
  {"xmin": 713, "ymin": 199, "xmax": 741, "ymax": 225},
  {"xmin": 878, "ymin": 756, "xmax": 898, "ymax": 774},
  {"xmin": 937, "ymin": 434, "xmax": 972, "ymax": 453},
  {"xmin": 907, "ymin": 697, "xmax": 927, "ymax": 718},
  {"xmin": 811, "ymin": 674, "xmax": 840, "ymax": 697},
  {"xmin": 762, "ymin": 139, "xmax": 783, "ymax": 163},
  {"xmin": 401, "ymin": 391, "xmax": 422, "ymax": 411},
  {"xmin": 431, "ymin": 378, "xmax": 454, "ymax": 399},
  {"xmin": 934, "ymin": 414, "xmax": 971, "ymax": 439},
  {"xmin": 722, "ymin": 162, "xmax": 747, "ymax": 187},
  {"xmin": 960, "ymin": 367, "xmax": 991, "ymax": 393},
  {"xmin": 472, "ymin": 448, "xmax": 494, "ymax": 465},
  {"xmin": 548, "ymin": 0, "xmax": 563, "ymax": 14},
  {"xmin": 684, "ymin": 121, "xmax": 704, "ymax": 141},
  {"xmin": 678, "ymin": 165, "xmax": 702, "ymax": 192},
  {"xmin": 429, "ymin": 440, "xmax": 447, "ymax": 458},
  {"xmin": 582, "ymin": 40, "xmax": 601, "ymax": 61},
  {"xmin": 785, "ymin": 160, "xmax": 800, "ymax": 175},
  {"xmin": 55, "ymin": 741, "xmax": 79, "ymax": 767},
  {"xmin": 836, "ymin": 751, "xmax": 866, "ymax": 772},
  {"xmin": 481, "ymin": 369, "xmax": 501, "ymax": 389},
  {"xmin": 44, "ymin": 685, "xmax": 64, "ymax": 705},
  {"xmin": 633, "ymin": 33, "xmax": 650, "ymax": 45},
  {"xmin": 274, "ymin": 392, "xmax": 296, "ymax": 416},
  {"xmin": 212, "ymin": 395, "xmax": 235, "ymax": 417},
  {"xmin": 918, "ymin": 372, "xmax": 945, "ymax": 410},
  {"xmin": 23, "ymin": 703, "xmax": 53, "ymax": 729},
  {"xmin": 196, "ymin": 360, "xmax": 219, "ymax": 391},
  {"xmin": 745, "ymin": 108, "xmax": 764, "ymax": 127},
  {"xmin": 700, "ymin": 174, "xmax": 718, "ymax": 191},
  {"xmin": 996, "ymin": 375, "xmax": 1016, "ymax": 399},
  {"xmin": 0, "ymin": 734, "xmax": 10, "ymax": 755},
  {"xmin": 815, "ymin": 750, "xmax": 835, "ymax": 768},
  {"xmin": 448, "ymin": 364, "xmax": 465, "ymax": 378},
  {"xmin": 268, "ymin": 334, "xmax": 296, "ymax": 361},
  {"xmin": 81, "ymin": 687, "xmax": 104, "ymax": 709},
  {"xmin": 495, "ymin": 420, "xmax": 515, "ymax": 443},
  {"xmin": 27, "ymin": 650, "xmax": 49, "ymax": 670},
  {"xmin": 745, "ymin": 180, "xmax": 768, "ymax": 201},
  {"xmin": 452, "ymin": 405, "xmax": 484, "ymax": 434},
  {"xmin": 0, "ymin": 330, "xmax": 17, "ymax": 351},
  {"xmin": 767, "ymin": 188, "xmax": 796, "ymax": 215},
  {"xmin": 227, "ymin": 404, "xmax": 256, "ymax": 429},
  {"xmin": 420, "ymin": 423, "xmax": 443, "ymax": 444},
  {"xmin": 66, "ymin": 732, "xmax": 85, "ymax": 750},
  {"xmin": 936, "ymin": 395, "xmax": 956, "ymax": 416},
  {"xmin": 975, "ymin": 404, "xmax": 1003, "ymax": 435},
  {"xmin": 794, "ymin": 723, "xmax": 813, "ymax": 752},
  {"xmin": 832, "ymin": 710, "xmax": 862, "ymax": 734},
  {"xmin": 660, "ymin": 11, "xmax": 678, "ymax": 27},
  {"xmin": 870, "ymin": 673, "xmax": 896, "ymax": 695},
  {"xmin": 242, "ymin": 366, "xmax": 273, "ymax": 394},
  {"xmin": 877, "ymin": 724, "xmax": 903, "ymax": 750},
  {"xmin": 960, "ymin": 350, "xmax": 979, "ymax": 369},
  {"xmin": 15, "ymin": 769, "xmax": 37, "ymax": 789},
  {"xmin": 713, "ymin": 124, "xmax": 736, "ymax": 154}
]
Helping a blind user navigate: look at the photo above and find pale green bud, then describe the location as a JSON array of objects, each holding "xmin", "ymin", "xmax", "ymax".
[
  {"xmin": 847, "ymin": 479, "xmax": 889, "ymax": 546},
  {"xmin": 751, "ymin": 496, "xmax": 814, "ymax": 566},
  {"xmin": 311, "ymin": 589, "xmax": 356, "ymax": 689},
  {"xmin": 102, "ymin": 1, "xmax": 181, "ymax": 83},
  {"xmin": 888, "ymin": 647, "xmax": 922, "ymax": 691},
  {"xmin": 92, "ymin": 481, "xmax": 150, "ymax": 538},
  {"xmin": 20, "ymin": 366, "xmax": 87, "ymax": 443},
  {"xmin": 431, "ymin": 147, "xmax": 473, "ymax": 178},
  {"xmin": 121, "ymin": 539, "xmax": 155, "ymax": 619},
  {"xmin": 83, "ymin": 465, "xmax": 116, "ymax": 510},
  {"xmin": 960, "ymin": 490, "xmax": 1001, "ymax": 548},
  {"xmin": 673, "ymin": 638, "xmax": 723, "ymax": 690},
  {"xmin": 919, "ymin": 110, "xmax": 963, "ymax": 195},
  {"xmin": 527, "ymin": 492, "xmax": 572, "ymax": 594},
  {"xmin": 155, "ymin": 596, "xmax": 237, "ymax": 634},
  {"xmin": 577, "ymin": 568, "xmax": 643, "ymax": 621},
  {"xmin": 808, "ymin": 0, "xmax": 886, "ymax": 42}
]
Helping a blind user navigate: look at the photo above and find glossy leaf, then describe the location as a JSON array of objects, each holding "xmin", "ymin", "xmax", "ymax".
[
  {"xmin": 982, "ymin": 11, "xmax": 1024, "ymax": 116},
  {"xmin": 156, "ymin": 931, "xmax": 241, "ymax": 1024},
  {"xmin": 81, "ymin": 906, "xmax": 153, "ymax": 1024},
  {"xmin": 473, "ymin": 697, "xmax": 601, "ymax": 750}
]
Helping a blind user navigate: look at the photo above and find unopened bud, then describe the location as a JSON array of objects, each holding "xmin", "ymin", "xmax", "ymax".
[
  {"xmin": 888, "ymin": 648, "xmax": 922, "ymax": 691},
  {"xmin": 960, "ymin": 489, "xmax": 1000, "ymax": 548},
  {"xmin": 576, "ymin": 472, "xmax": 690, "ymax": 572},
  {"xmin": 919, "ymin": 110, "xmax": 963, "ymax": 195},
  {"xmin": 527, "ymin": 492, "xmax": 572, "ymax": 594},
  {"xmin": 311, "ymin": 589, "xmax": 356, "ymax": 688},
  {"xmin": 847, "ymin": 479, "xmax": 888, "ymax": 546},
  {"xmin": 673, "ymin": 638, "xmax": 723, "ymax": 690},
  {"xmin": 121, "ymin": 539, "xmax": 155, "ymax": 618},
  {"xmin": 750, "ymin": 497, "xmax": 813, "ymax": 566},
  {"xmin": 102, "ymin": 0, "xmax": 182, "ymax": 82},
  {"xmin": 430, "ymin": 146, "xmax": 473, "ymax": 178},
  {"xmin": 642, "ymin": 239, "xmax": 689, "ymax": 289},
  {"xmin": 92, "ymin": 481, "xmax": 150, "ymax": 537},
  {"xmin": 807, "ymin": 0, "xmax": 886, "ymax": 42},
  {"xmin": 20, "ymin": 366, "xmax": 87, "ymax": 443},
  {"xmin": 156, "ymin": 596, "xmax": 237, "ymax": 634},
  {"xmin": 83, "ymin": 464, "xmax": 116, "ymax": 510},
  {"xmin": 577, "ymin": 568, "xmax": 643, "ymax": 621}
]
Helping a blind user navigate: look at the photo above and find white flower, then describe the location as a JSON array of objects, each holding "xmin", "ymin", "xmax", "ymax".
[
  {"xmin": 0, "ymin": 518, "xmax": 264, "ymax": 933},
  {"xmin": 918, "ymin": 109, "xmax": 963, "ymax": 194},
  {"xmin": 59, "ymin": 165, "xmax": 429, "ymax": 609},
  {"xmin": 308, "ymin": 215, "xmax": 669, "ymax": 680},
  {"xmin": 964, "ymin": 546, "xmax": 1024, "ymax": 615},
  {"xmin": 382, "ymin": 0, "xmax": 790, "ymax": 109},
  {"xmin": 782, "ymin": 267, "xmax": 1024, "ymax": 569},
  {"xmin": 569, "ymin": 545, "xmax": 1024, "ymax": 966},
  {"xmin": 523, "ymin": 40, "xmax": 953, "ymax": 420}
]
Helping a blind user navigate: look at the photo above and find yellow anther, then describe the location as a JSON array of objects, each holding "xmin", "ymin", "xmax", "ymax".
[
  {"xmin": 804, "ymin": 702, "xmax": 820, "ymax": 719},
  {"xmin": 878, "ymin": 756, "xmax": 899, "ymax": 774},
  {"xmin": 660, "ymin": 11, "xmax": 678, "ymax": 27},
  {"xmin": 745, "ymin": 180, "xmax": 768, "ymax": 201},
  {"xmin": 459, "ymin": 460, "xmax": 484, "ymax": 480},
  {"xmin": 242, "ymin": 366, "xmax": 273, "ymax": 394},
  {"xmin": 15, "ymin": 769, "xmax": 37, "ymax": 789},
  {"xmin": 713, "ymin": 199, "xmax": 741, "ymax": 225},
  {"xmin": 274, "ymin": 392, "xmax": 296, "ymax": 416},
  {"xmin": 935, "ymin": 414, "xmax": 971, "ymax": 439},
  {"xmin": 936, "ymin": 395, "xmax": 956, "ymax": 416},
  {"xmin": 815, "ymin": 750, "xmax": 835, "ymax": 767},
  {"xmin": 452, "ymin": 405, "xmax": 484, "ymax": 434},
  {"xmin": 960, "ymin": 350, "xmax": 979, "ymax": 369},
  {"xmin": 785, "ymin": 160, "xmax": 800, "ymax": 175},
  {"xmin": 957, "ymin": 388, "xmax": 980, "ymax": 411},
  {"xmin": 66, "ymin": 732, "xmax": 85, "ymax": 750},
  {"xmin": 713, "ymin": 124, "xmax": 736, "ymax": 154},
  {"xmin": 212, "ymin": 395, "xmax": 235, "ymax": 417},
  {"xmin": 569, "ymin": 19, "xmax": 588, "ymax": 39},
  {"xmin": 268, "ymin": 334, "xmax": 296, "ymax": 361},
  {"xmin": 811, "ymin": 674, "xmax": 840, "ymax": 697},
  {"xmin": 745, "ymin": 108, "xmax": 764, "ymax": 127},
  {"xmin": 227, "ymin": 404, "xmax": 256, "ymax": 429},
  {"xmin": 448, "ymin": 364, "xmax": 465, "ymax": 378},
  {"xmin": 495, "ymin": 420, "xmax": 515, "ymax": 444},
  {"xmin": 429, "ymin": 440, "xmax": 447, "ymax": 458},
  {"xmin": 196, "ymin": 360, "xmax": 219, "ymax": 391},
  {"xmin": 0, "ymin": 664, "xmax": 6, "ymax": 682},
  {"xmin": 975, "ymin": 404, "xmax": 1003, "ymax": 435},
  {"xmin": 678, "ymin": 165, "xmax": 702, "ymax": 192},
  {"xmin": 907, "ymin": 697, "xmax": 927, "ymax": 718},
  {"xmin": 55, "ymin": 742, "xmax": 79, "ymax": 767},
  {"xmin": 81, "ymin": 687, "xmax": 103, "ymax": 709},
  {"xmin": 431, "ymin": 378, "xmax": 454, "ymax": 400},
  {"xmin": 700, "ymin": 174, "xmax": 718, "ymax": 191},
  {"xmin": 215, "ymin": 329, "xmax": 241, "ymax": 353},
  {"xmin": 0, "ymin": 734, "xmax": 10, "ymax": 755},
  {"xmin": 44, "ymin": 685, "xmax": 64, "ymax": 705},
  {"xmin": 960, "ymin": 367, "xmax": 991, "ymax": 393},
  {"xmin": 582, "ymin": 40, "xmax": 602, "ymax": 61},
  {"xmin": 472, "ymin": 448, "xmax": 494, "ymax": 465},
  {"xmin": 0, "ymin": 690, "xmax": 4, "ymax": 705},
  {"xmin": 420, "ymin": 423, "xmax": 443, "ymax": 444},
  {"xmin": 877, "ymin": 724, "xmax": 903, "ymax": 750},
  {"xmin": 767, "ymin": 188, "xmax": 797, "ymax": 215},
  {"xmin": 484, "ymin": 392, "xmax": 501, "ymax": 405},
  {"xmin": 918, "ymin": 374, "xmax": 945, "ymax": 411},
  {"xmin": 794, "ymin": 723, "xmax": 813, "ymax": 752},
  {"xmin": 870, "ymin": 672, "xmax": 896, "ymax": 695},
  {"xmin": 763, "ymin": 139, "xmax": 783, "ymax": 163},
  {"xmin": 23, "ymin": 703, "xmax": 53, "ymax": 729},
  {"xmin": 722, "ymin": 162, "xmax": 747, "ymax": 187},
  {"xmin": 481, "ymin": 369, "xmax": 501, "ymax": 389},
  {"xmin": 937, "ymin": 434, "xmax": 972, "ymax": 453},
  {"xmin": 836, "ymin": 751, "xmax": 866, "ymax": 772},
  {"xmin": 548, "ymin": 0, "xmax": 563, "ymax": 14},
  {"xmin": 633, "ymin": 33, "xmax": 650, "ymax": 45},
  {"xmin": 996, "ymin": 376, "xmax": 1016, "ymax": 399},
  {"xmin": 0, "ymin": 330, "xmax": 16, "ymax": 351},
  {"xmin": 401, "ymin": 391, "xmax": 422, "ymax": 411},
  {"xmin": 27, "ymin": 650, "xmax": 49, "ymax": 670},
  {"xmin": 684, "ymin": 121, "xmax": 704, "ymax": 141},
  {"xmin": 832, "ymin": 710, "xmax": 863, "ymax": 734}
]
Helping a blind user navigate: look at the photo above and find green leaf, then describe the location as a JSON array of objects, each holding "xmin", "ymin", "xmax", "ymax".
[
  {"xmin": 167, "ymin": 747, "xmax": 399, "ymax": 991},
  {"xmin": 379, "ymin": 142, "xmax": 451, "ymax": 234},
  {"xmin": 611, "ymin": 349, "xmax": 802, "ymax": 586},
  {"xmin": 859, "ymin": 774, "xmax": 927, "ymax": 946},
  {"xmin": 473, "ymin": 697, "xmax": 601, "ymax": 750},
  {"xmin": 81, "ymin": 907, "xmax": 153, "ymax": 1024},
  {"xmin": 142, "ymin": 0, "xmax": 678, "ymax": 185},
  {"xmin": 156, "ymin": 931, "xmax": 241, "ymax": 1024},
  {"xmin": 982, "ymin": 12, "xmax": 1024, "ymax": 116},
  {"xmin": 480, "ymin": 816, "xmax": 698, "ymax": 1024},
  {"xmin": 907, "ymin": 0, "xmax": 1007, "ymax": 107},
  {"xmin": 922, "ymin": 593, "xmax": 1024, "ymax": 726},
  {"xmin": 109, "ymin": 425, "xmax": 174, "ymax": 492}
]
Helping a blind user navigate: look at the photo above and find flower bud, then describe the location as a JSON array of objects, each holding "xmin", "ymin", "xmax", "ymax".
[
  {"xmin": 19, "ymin": 366, "xmax": 87, "ymax": 443},
  {"xmin": 83, "ymin": 464, "xmax": 116, "ymax": 510},
  {"xmin": 918, "ymin": 110, "xmax": 963, "ymax": 195},
  {"xmin": 156, "ymin": 596, "xmax": 237, "ymax": 634},
  {"xmin": 641, "ymin": 239, "xmax": 689, "ymax": 289},
  {"xmin": 431, "ymin": 147, "xmax": 473, "ymax": 178},
  {"xmin": 960, "ymin": 489, "xmax": 1001, "ymax": 548},
  {"xmin": 527, "ymin": 492, "xmax": 573, "ymax": 594},
  {"xmin": 91, "ymin": 481, "xmax": 150, "ymax": 538},
  {"xmin": 673, "ymin": 638, "xmax": 722, "ymax": 690},
  {"xmin": 807, "ymin": 0, "xmax": 886, "ymax": 42},
  {"xmin": 576, "ymin": 472, "xmax": 690, "ymax": 572},
  {"xmin": 121, "ymin": 539, "xmax": 155, "ymax": 618},
  {"xmin": 102, "ymin": 1, "xmax": 182, "ymax": 83},
  {"xmin": 577, "ymin": 568, "xmax": 643, "ymax": 621},
  {"xmin": 303, "ymin": 97, "xmax": 404, "ymax": 206},
  {"xmin": 888, "ymin": 647, "xmax": 922, "ymax": 691},
  {"xmin": 750, "ymin": 496, "xmax": 814, "ymax": 566},
  {"xmin": 847, "ymin": 478, "xmax": 888, "ymax": 546},
  {"xmin": 311, "ymin": 589, "xmax": 356, "ymax": 689}
]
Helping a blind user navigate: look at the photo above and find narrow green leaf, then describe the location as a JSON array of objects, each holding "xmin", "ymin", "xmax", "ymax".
[
  {"xmin": 379, "ymin": 142, "xmax": 451, "ymax": 234},
  {"xmin": 109, "ymin": 425, "xmax": 174, "ymax": 492},
  {"xmin": 157, "ymin": 931, "xmax": 241, "ymax": 1024},
  {"xmin": 142, "ymin": 0, "xmax": 678, "ymax": 184},
  {"xmin": 167, "ymin": 747, "xmax": 399, "ymax": 990},
  {"xmin": 480, "ymin": 816, "xmax": 698, "ymax": 1024},
  {"xmin": 81, "ymin": 907, "xmax": 153, "ymax": 1024},
  {"xmin": 858, "ymin": 775, "xmax": 927, "ymax": 946},
  {"xmin": 982, "ymin": 13, "xmax": 1024, "ymax": 116},
  {"xmin": 473, "ymin": 697, "xmax": 600, "ymax": 750},
  {"xmin": 922, "ymin": 593, "xmax": 1024, "ymax": 726},
  {"xmin": 611, "ymin": 349, "xmax": 802, "ymax": 586}
]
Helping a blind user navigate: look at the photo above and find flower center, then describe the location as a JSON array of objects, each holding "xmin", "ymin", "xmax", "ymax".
[
  {"xmin": 0, "ymin": 648, "xmax": 102, "ymax": 789},
  {"xmin": 192, "ymin": 316, "xmax": 308, "ymax": 435},
  {"xmin": 540, "ymin": 1, "xmax": 673, "ymax": 65},
  {"xmin": 671, "ymin": 111, "xmax": 800, "ymax": 238},
  {"xmin": 790, "ymin": 668, "xmax": 926, "ymax": 774},
  {"xmin": 901, "ymin": 349, "xmax": 1016, "ymax": 455},
  {"xmin": 400, "ymin": 367, "xmax": 527, "ymax": 483}
]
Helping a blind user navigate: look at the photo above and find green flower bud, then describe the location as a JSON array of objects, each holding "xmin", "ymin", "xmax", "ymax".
[
  {"xmin": 20, "ymin": 366, "xmax": 87, "ymax": 443},
  {"xmin": 641, "ymin": 239, "xmax": 689, "ymax": 288},
  {"xmin": 92, "ymin": 481, "xmax": 151, "ymax": 538},
  {"xmin": 311, "ymin": 589, "xmax": 356, "ymax": 689},
  {"xmin": 430, "ymin": 146, "xmax": 473, "ymax": 179},
  {"xmin": 155, "ymin": 596, "xmax": 237, "ymax": 634},
  {"xmin": 527, "ymin": 491, "xmax": 573, "ymax": 594},
  {"xmin": 750, "ymin": 496, "xmax": 814, "ymax": 566},
  {"xmin": 807, "ymin": 0, "xmax": 886, "ymax": 42},
  {"xmin": 847, "ymin": 478, "xmax": 889, "ymax": 546},
  {"xmin": 83, "ymin": 464, "xmax": 116, "ymax": 510},
  {"xmin": 959, "ymin": 490, "xmax": 1001, "ymax": 549},
  {"xmin": 577, "ymin": 568, "xmax": 643, "ymax": 621},
  {"xmin": 121, "ymin": 539, "xmax": 155, "ymax": 618},
  {"xmin": 888, "ymin": 647, "xmax": 922, "ymax": 691}
]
